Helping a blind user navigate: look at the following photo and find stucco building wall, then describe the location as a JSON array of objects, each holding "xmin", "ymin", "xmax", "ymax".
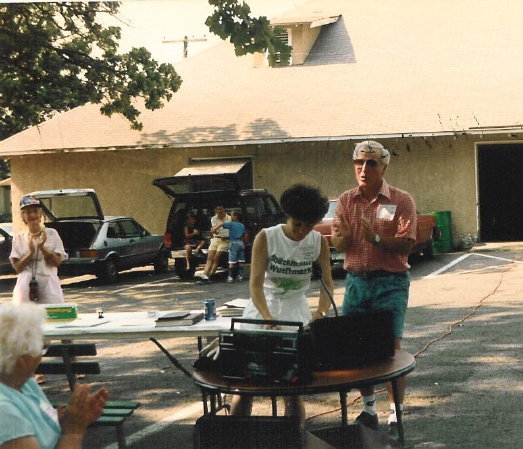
[
  {"xmin": 378, "ymin": 135, "xmax": 478, "ymax": 236},
  {"xmin": 9, "ymin": 134, "xmax": 493, "ymax": 247}
]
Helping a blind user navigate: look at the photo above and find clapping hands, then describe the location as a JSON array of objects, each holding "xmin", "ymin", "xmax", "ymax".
[
  {"xmin": 59, "ymin": 384, "xmax": 109, "ymax": 433},
  {"xmin": 332, "ymin": 215, "xmax": 352, "ymax": 246},
  {"xmin": 360, "ymin": 216, "xmax": 375, "ymax": 243},
  {"xmin": 332, "ymin": 215, "xmax": 378, "ymax": 247},
  {"xmin": 28, "ymin": 229, "xmax": 47, "ymax": 253}
]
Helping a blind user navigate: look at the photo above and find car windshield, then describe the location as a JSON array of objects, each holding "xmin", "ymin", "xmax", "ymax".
[
  {"xmin": 39, "ymin": 195, "xmax": 100, "ymax": 220},
  {"xmin": 324, "ymin": 200, "xmax": 337, "ymax": 219}
]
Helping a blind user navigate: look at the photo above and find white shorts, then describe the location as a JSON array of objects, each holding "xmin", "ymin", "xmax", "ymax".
[
  {"xmin": 208, "ymin": 237, "xmax": 229, "ymax": 253},
  {"xmin": 241, "ymin": 296, "xmax": 312, "ymax": 329}
]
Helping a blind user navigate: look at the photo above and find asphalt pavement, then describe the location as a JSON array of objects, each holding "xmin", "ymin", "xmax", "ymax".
[{"xmin": 1, "ymin": 243, "xmax": 522, "ymax": 448}]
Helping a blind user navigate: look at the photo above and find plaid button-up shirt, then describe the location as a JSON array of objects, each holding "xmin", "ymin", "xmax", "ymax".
[{"xmin": 333, "ymin": 180, "xmax": 417, "ymax": 272}]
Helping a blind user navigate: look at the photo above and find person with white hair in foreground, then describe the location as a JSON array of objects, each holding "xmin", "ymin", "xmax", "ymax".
[{"xmin": 0, "ymin": 303, "xmax": 108, "ymax": 449}]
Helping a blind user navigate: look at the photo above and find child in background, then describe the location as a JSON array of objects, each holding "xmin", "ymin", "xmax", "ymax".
[
  {"xmin": 220, "ymin": 211, "xmax": 246, "ymax": 282},
  {"xmin": 184, "ymin": 213, "xmax": 205, "ymax": 270}
]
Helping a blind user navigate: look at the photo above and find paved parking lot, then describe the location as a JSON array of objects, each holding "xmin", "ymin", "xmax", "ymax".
[{"xmin": 1, "ymin": 243, "xmax": 521, "ymax": 448}]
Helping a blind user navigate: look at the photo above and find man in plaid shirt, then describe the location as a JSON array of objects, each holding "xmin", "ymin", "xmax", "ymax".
[{"xmin": 332, "ymin": 140, "xmax": 417, "ymax": 439}]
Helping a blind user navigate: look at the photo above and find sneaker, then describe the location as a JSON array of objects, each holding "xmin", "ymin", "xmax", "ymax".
[
  {"xmin": 388, "ymin": 422, "xmax": 400, "ymax": 441},
  {"xmin": 198, "ymin": 273, "xmax": 209, "ymax": 280},
  {"xmin": 196, "ymin": 278, "xmax": 211, "ymax": 284},
  {"xmin": 236, "ymin": 276, "xmax": 243, "ymax": 282},
  {"xmin": 227, "ymin": 277, "xmax": 234, "ymax": 283},
  {"xmin": 354, "ymin": 411, "xmax": 379, "ymax": 431}
]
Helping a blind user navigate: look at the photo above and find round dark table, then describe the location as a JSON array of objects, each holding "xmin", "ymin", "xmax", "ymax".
[{"xmin": 193, "ymin": 350, "xmax": 415, "ymax": 445}]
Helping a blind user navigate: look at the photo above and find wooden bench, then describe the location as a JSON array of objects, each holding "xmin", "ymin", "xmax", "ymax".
[{"xmin": 36, "ymin": 343, "xmax": 140, "ymax": 449}]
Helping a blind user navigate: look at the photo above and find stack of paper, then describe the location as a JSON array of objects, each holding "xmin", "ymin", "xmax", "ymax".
[{"xmin": 217, "ymin": 298, "xmax": 249, "ymax": 317}]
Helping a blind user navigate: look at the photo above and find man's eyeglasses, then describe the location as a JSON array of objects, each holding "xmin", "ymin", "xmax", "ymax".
[{"xmin": 353, "ymin": 159, "xmax": 379, "ymax": 167}]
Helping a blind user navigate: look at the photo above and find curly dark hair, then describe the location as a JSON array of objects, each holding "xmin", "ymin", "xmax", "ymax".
[{"xmin": 280, "ymin": 184, "xmax": 329, "ymax": 224}]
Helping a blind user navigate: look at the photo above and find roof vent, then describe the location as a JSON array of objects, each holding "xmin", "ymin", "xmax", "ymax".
[
  {"xmin": 270, "ymin": 13, "xmax": 340, "ymax": 66},
  {"xmin": 253, "ymin": 3, "xmax": 342, "ymax": 67},
  {"xmin": 274, "ymin": 29, "xmax": 291, "ymax": 66}
]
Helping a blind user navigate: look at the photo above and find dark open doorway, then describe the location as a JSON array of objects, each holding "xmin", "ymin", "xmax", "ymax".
[{"xmin": 478, "ymin": 144, "xmax": 523, "ymax": 241}]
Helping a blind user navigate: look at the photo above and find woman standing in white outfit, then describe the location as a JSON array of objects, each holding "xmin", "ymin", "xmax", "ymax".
[
  {"xmin": 231, "ymin": 184, "xmax": 334, "ymax": 424},
  {"xmin": 10, "ymin": 195, "xmax": 67, "ymax": 304}
]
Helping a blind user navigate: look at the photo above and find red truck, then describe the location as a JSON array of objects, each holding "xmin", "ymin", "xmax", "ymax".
[{"xmin": 314, "ymin": 199, "xmax": 439, "ymax": 267}]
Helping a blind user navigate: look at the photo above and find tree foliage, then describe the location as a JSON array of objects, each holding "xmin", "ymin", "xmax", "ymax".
[
  {"xmin": 0, "ymin": 0, "xmax": 290, "ymax": 147},
  {"xmin": 0, "ymin": 1, "xmax": 182, "ymax": 141},
  {"xmin": 206, "ymin": 0, "xmax": 291, "ymax": 67}
]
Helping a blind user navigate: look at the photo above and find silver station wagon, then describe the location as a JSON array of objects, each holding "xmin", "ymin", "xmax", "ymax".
[{"xmin": 30, "ymin": 189, "xmax": 169, "ymax": 282}]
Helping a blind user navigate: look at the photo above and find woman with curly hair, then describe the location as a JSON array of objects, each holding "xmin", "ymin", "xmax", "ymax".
[{"xmin": 231, "ymin": 184, "xmax": 334, "ymax": 424}]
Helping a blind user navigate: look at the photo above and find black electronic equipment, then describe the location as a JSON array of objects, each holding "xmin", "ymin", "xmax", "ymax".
[
  {"xmin": 219, "ymin": 318, "xmax": 313, "ymax": 385},
  {"xmin": 309, "ymin": 309, "xmax": 395, "ymax": 370}
]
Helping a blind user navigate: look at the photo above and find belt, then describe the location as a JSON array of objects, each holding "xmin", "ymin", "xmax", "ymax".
[
  {"xmin": 348, "ymin": 270, "xmax": 396, "ymax": 279},
  {"xmin": 217, "ymin": 237, "xmax": 229, "ymax": 240}
]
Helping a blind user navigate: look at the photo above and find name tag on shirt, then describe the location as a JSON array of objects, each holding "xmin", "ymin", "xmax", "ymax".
[{"xmin": 377, "ymin": 204, "xmax": 396, "ymax": 220}]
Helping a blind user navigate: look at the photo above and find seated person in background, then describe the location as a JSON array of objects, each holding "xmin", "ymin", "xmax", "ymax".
[
  {"xmin": 184, "ymin": 213, "xmax": 205, "ymax": 270},
  {"xmin": 221, "ymin": 210, "xmax": 247, "ymax": 282},
  {"xmin": 199, "ymin": 205, "xmax": 231, "ymax": 281},
  {"xmin": 0, "ymin": 303, "xmax": 108, "ymax": 449}
]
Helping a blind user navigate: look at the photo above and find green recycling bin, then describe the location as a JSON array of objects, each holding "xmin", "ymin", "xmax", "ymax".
[{"xmin": 430, "ymin": 211, "xmax": 453, "ymax": 253}]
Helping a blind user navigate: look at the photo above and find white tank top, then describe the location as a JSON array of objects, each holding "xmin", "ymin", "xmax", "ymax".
[{"xmin": 263, "ymin": 224, "xmax": 321, "ymax": 303}]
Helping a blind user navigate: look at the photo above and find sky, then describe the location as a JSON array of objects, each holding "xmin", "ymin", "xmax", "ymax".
[
  {"xmin": 2, "ymin": 0, "xmax": 310, "ymax": 63},
  {"xmin": 114, "ymin": 0, "xmax": 219, "ymax": 63},
  {"xmin": 112, "ymin": 0, "xmax": 310, "ymax": 63}
]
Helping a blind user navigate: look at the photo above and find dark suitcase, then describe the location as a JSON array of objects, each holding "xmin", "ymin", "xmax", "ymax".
[
  {"xmin": 309, "ymin": 310, "xmax": 395, "ymax": 370},
  {"xmin": 193, "ymin": 415, "xmax": 302, "ymax": 449}
]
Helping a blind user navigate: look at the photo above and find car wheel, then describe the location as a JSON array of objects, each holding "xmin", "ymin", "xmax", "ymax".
[
  {"xmin": 96, "ymin": 258, "xmax": 118, "ymax": 283},
  {"xmin": 154, "ymin": 251, "xmax": 169, "ymax": 274},
  {"xmin": 174, "ymin": 258, "xmax": 196, "ymax": 279}
]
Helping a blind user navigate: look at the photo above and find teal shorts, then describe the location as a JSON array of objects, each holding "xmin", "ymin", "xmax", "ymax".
[{"xmin": 342, "ymin": 271, "xmax": 410, "ymax": 338}]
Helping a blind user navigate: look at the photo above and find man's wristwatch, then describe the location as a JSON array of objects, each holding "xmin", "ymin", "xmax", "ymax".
[{"xmin": 372, "ymin": 234, "xmax": 381, "ymax": 246}]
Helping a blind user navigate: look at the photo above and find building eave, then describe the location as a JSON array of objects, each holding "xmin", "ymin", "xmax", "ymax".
[{"xmin": 4, "ymin": 125, "xmax": 523, "ymax": 159}]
